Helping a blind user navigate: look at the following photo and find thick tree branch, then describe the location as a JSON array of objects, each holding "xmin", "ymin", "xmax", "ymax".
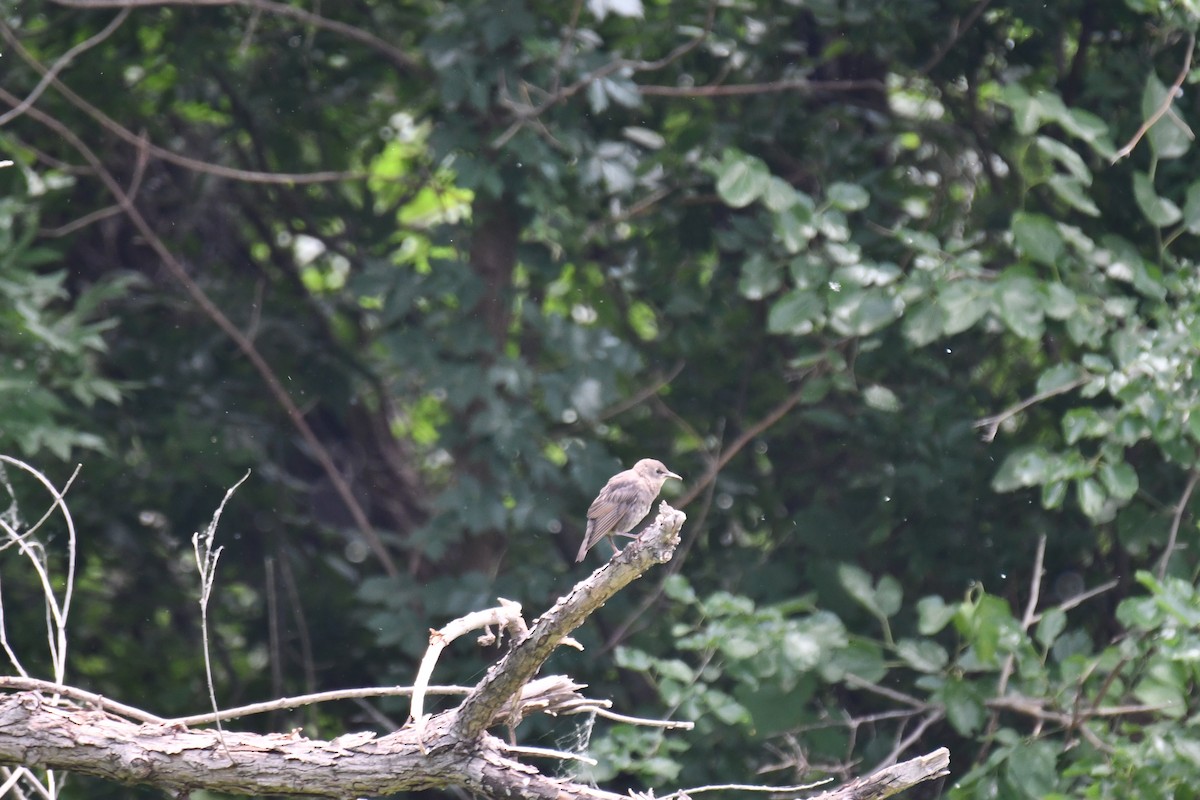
[{"xmin": 452, "ymin": 503, "xmax": 686, "ymax": 740}]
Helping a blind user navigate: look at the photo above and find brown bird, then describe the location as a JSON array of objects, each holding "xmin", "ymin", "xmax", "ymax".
[{"xmin": 576, "ymin": 458, "xmax": 683, "ymax": 562}]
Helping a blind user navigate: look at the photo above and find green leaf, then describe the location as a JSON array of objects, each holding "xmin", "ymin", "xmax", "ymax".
[
  {"xmin": 827, "ymin": 288, "xmax": 902, "ymax": 336},
  {"xmin": 875, "ymin": 575, "xmax": 903, "ymax": 617},
  {"xmin": 738, "ymin": 254, "xmax": 782, "ymax": 300},
  {"xmin": 1143, "ymin": 74, "xmax": 1191, "ymax": 159},
  {"xmin": 895, "ymin": 638, "xmax": 949, "ymax": 672},
  {"xmin": 995, "ymin": 273, "xmax": 1044, "ymax": 339},
  {"xmin": 902, "ymin": 301, "xmax": 946, "ymax": 346},
  {"xmin": 1062, "ymin": 408, "xmax": 1110, "ymax": 444},
  {"xmin": 1036, "ymin": 363, "xmax": 1085, "ymax": 395},
  {"xmin": 941, "ymin": 678, "xmax": 986, "ymax": 734},
  {"xmin": 775, "ymin": 205, "xmax": 815, "ymax": 253},
  {"xmin": 1046, "ymin": 175, "xmax": 1100, "ymax": 216},
  {"xmin": 1133, "ymin": 660, "xmax": 1188, "ymax": 719},
  {"xmin": 1011, "ymin": 212, "xmax": 1064, "ymax": 266},
  {"xmin": 1005, "ymin": 741, "xmax": 1058, "ymax": 798},
  {"xmin": 1076, "ymin": 477, "xmax": 1108, "ymax": 521},
  {"xmin": 767, "ymin": 290, "xmax": 823, "ymax": 335},
  {"xmin": 1116, "ymin": 595, "xmax": 1164, "ymax": 630},
  {"xmin": 827, "ymin": 181, "xmax": 870, "ymax": 211},
  {"xmin": 716, "ymin": 151, "xmax": 771, "ymax": 208},
  {"xmin": 862, "ymin": 384, "xmax": 900, "ymax": 412},
  {"xmin": 1183, "ymin": 181, "xmax": 1200, "ymax": 234},
  {"xmin": 1034, "ymin": 607, "xmax": 1067, "ymax": 648},
  {"xmin": 1099, "ymin": 461, "xmax": 1138, "ymax": 503},
  {"xmin": 1035, "ymin": 135, "xmax": 1092, "ymax": 183},
  {"xmin": 1041, "ymin": 479, "xmax": 1067, "ymax": 509},
  {"xmin": 838, "ymin": 563, "xmax": 887, "ymax": 618},
  {"xmin": 938, "ymin": 280, "xmax": 991, "ymax": 335},
  {"xmin": 763, "ymin": 176, "xmax": 798, "ymax": 211},
  {"xmin": 1133, "ymin": 171, "xmax": 1182, "ymax": 227},
  {"xmin": 992, "ymin": 446, "xmax": 1053, "ymax": 492},
  {"xmin": 917, "ymin": 595, "xmax": 957, "ymax": 635},
  {"xmin": 662, "ymin": 574, "xmax": 697, "ymax": 605}
]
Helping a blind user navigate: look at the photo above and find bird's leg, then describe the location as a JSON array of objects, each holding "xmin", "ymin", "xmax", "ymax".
[{"xmin": 608, "ymin": 535, "xmax": 620, "ymax": 556}]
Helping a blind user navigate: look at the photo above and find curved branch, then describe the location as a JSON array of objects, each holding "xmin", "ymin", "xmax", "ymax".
[
  {"xmin": 0, "ymin": 8, "xmax": 130, "ymax": 127},
  {"xmin": 48, "ymin": 0, "xmax": 426, "ymax": 75},
  {"xmin": 0, "ymin": 23, "xmax": 368, "ymax": 185}
]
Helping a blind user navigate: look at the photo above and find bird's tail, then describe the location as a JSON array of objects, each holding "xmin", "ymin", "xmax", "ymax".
[{"xmin": 575, "ymin": 522, "xmax": 596, "ymax": 562}]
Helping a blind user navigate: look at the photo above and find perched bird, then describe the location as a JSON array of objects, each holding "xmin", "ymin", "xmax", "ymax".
[{"xmin": 576, "ymin": 458, "xmax": 683, "ymax": 562}]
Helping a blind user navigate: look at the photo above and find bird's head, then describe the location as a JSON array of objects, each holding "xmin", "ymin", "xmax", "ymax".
[{"xmin": 634, "ymin": 458, "xmax": 683, "ymax": 488}]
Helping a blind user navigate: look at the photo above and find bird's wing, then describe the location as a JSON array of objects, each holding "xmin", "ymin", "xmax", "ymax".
[{"xmin": 587, "ymin": 475, "xmax": 650, "ymax": 535}]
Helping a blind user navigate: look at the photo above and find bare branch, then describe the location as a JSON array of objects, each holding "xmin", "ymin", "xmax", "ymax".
[
  {"xmin": 47, "ymin": 0, "xmax": 425, "ymax": 74},
  {"xmin": 973, "ymin": 376, "xmax": 1090, "ymax": 442},
  {"xmin": 1111, "ymin": 33, "xmax": 1196, "ymax": 163},
  {"xmin": 639, "ymin": 78, "xmax": 886, "ymax": 98},
  {"xmin": 0, "ymin": 8, "xmax": 130, "ymax": 126},
  {"xmin": 0, "ymin": 24, "xmax": 368, "ymax": 185},
  {"xmin": 1156, "ymin": 466, "xmax": 1200, "ymax": 580}
]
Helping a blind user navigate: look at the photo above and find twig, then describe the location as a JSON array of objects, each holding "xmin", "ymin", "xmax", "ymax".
[
  {"xmin": 974, "ymin": 376, "xmax": 1090, "ymax": 442},
  {"xmin": 0, "ymin": 676, "xmax": 166, "ymax": 724},
  {"xmin": 0, "ymin": 8, "xmax": 130, "ymax": 126},
  {"xmin": 676, "ymin": 375, "xmax": 814, "ymax": 507},
  {"xmin": 842, "ymin": 673, "xmax": 928, "ymax": 709},
  {"xmin": 0, "ymin": 24, "xmax": 368, "ymax": 185},
  {"xmin": 658, "ymin": 778, "xmax": 832, "ymax": 800},
  {"xmin": 492, "ymin": 0, "xmax": 718, "ymax": 148},
  {"xmin": 0, "ymin": 456, "xmax": 79, "ymax": 683},
  {"xmin": 47, "ymin": 0, "xmax": 425, "ymax": 74},
  {"xmin": 1029, "ymin": 578, "xmax": 1118, "ymax": 623},
  {"xmin": 591, "ymin": 706, "xmax": 694, "ymax": 730},
  {"xmin": 872, "ymin": 711, "xmax": 944, "ymax": 771},
  {"xmin": 918, "ymin": 0, "xmax": 993, "ymax": 75},
  {"xmin": 1156, "ymin": 467, "xmax": 1200, "ymax": 580},
  {"xmin": 192, "ymin": 471, "xmax": 251, "ymax": 759},
  {"xmin": 1111, "ymin": 33, "xmax": 1196, "ymax": 163},
  {"xmin": 498, "ymin": 743, "xmax": 596, "ymax": 765},
  {"xmin": 41, "ymin": 131, "xmax": 150, "ymax": 238},
  {"xmin": 639, "ymin": 77, "xmax": 886, "ymax": 97},
  {"xmin": 549, "ymin": 0, "xmax": 586, "ymax": 96}
]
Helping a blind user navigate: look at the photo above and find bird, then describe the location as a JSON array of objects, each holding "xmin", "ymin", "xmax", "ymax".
[{"xmin": 576, "ymin": 458, "xmax": 683, "ymax": 562}]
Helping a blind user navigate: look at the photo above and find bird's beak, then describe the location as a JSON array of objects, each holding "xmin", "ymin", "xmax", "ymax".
[{"xmin": 667, "ymin": 471, "xmax": 682, "ymax": 481}]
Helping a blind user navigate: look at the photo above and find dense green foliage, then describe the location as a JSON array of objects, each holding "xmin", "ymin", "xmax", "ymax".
[{"xmin": 4, "ymin": 0, "xmax": 1200, "ymax": 797}]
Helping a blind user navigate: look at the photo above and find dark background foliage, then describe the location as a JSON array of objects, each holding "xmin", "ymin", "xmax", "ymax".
[{"xmin": 3, "ymin": 0, "xmax": 1200, "ymax": 797}]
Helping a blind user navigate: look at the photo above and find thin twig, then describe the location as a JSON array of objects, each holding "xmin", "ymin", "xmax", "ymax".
[
  {"xmin": 872, "ymin": 711, "xmax": 944, "ymax": 771},
  {"xmin": 842, "ymin": 673, "xmax": 929, "ymax": 709},
  {"xmin": 1029, "ymin": 578, "xmax": 1118, "ymax": 623},
  {"xmin": 0, "ymin": 24, "xmax": 368, "ymax": 185},
  {"xmin": 677, "ymin": 370, "xmax": 817, "ymax": 507},
  {"xmin": 0, "ymin": 677, "xmax": 166, "ymax": 724},
  {"xmin": 165, "ymin": 685, "xmax": 473, "ymax": 727},
  {"xmin": 639, "ymin": 77, "xmax": 886, "ymax": 97},
  {"xmin": 48, "ymin": 0, "xmax": 424, "ymax": 74},
  {"xmin": 918, "ymin": 0, "xmax": 993, "ymax": 75},
  {"xmin": 193, "ymin": 472, "xmax": 251, "ymax": 759},
  {"xmin": 974, "ymin": 376, "xmax": 1090, "ymax": 442},
  {"xmin": 1156, "ymin": 467, "xmax": 1200, "ymax": 580},
  {"xmin": 0, "ymin": 7, "xmax": 131, "ymax": 126},
  {"xmin": 1111, "ymin": 33, "xmax": 1196, "ymax": 163}
]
